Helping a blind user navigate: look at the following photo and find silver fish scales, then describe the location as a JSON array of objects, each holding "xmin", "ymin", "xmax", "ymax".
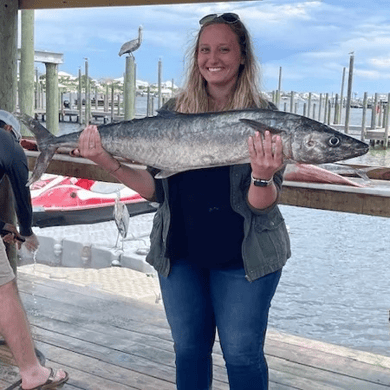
[{"xmin": 15, "ymin": 109, "xmax": 369, "ymax": 185}]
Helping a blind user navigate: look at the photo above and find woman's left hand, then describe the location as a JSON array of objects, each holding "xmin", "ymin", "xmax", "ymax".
[{"xmin": 248, "ymin": 131, "xmax": 284, "ymax": 179}]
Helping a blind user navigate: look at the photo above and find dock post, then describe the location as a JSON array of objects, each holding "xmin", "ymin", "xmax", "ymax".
[
  {"xmin": 124, "ymin": 55, "xmax": 135, "ymax": 120},
  {"xmin": 318, "ymin": 93, "xmax": 323, "ymax": 122},
  {"xmin": 344, "ymin": 53, "xmax": 354, "ymax": 134},
  {"xmin": 19, "ymin": 10, "xmax": 35, "ymax": 136},
  {"xmin": 0, "ymin": 0, "xmax": 18, "ymax": 273},
  {"xmin": 371, "ymin": 93, "xmax": 378, "ymax": 130},
  {"xmin": 146, "ymin": 86, "xmax": 151, "ymax": 117},
  {"xmin": 333, "ymin": 94, "xmax": 339, "ymax": 124},
  {"xmin": 77, "ymin": 68, "xmax": 82, "ymax": 124},
  {"xmin": 384, "ymin": 93, "xmax": 390, "ymax": 148},
  {"xmin": 104, "ymin": 84, "xmax": 109, "ymax": 113},
  {"xmin": 158, "ymin": 58, "xmax": 162, "ymax": 109},
  {"xmin": 307, "ymin": 92, "xmax": 312, "ymax": 119},
  {"xmin": 110, "ymin": 83, "xmax": 115, "ymax": 122},
  {"xmin": 290, "ymin": 91, "xmax": 294, "ymax": 113},
  {"xmin": 84, "ymin": 58, "xmax": 90, "ymax": 124},
  {"xmin": 324, "ymin": 93, "xmax": 329, "ymax": 123},
  {"xmin": 339, "ymin": 67, "xmax": 346, "ymax": 124},
  {"xmin": 45, "ymin": 62, "xmax": 59, "ymax": 134},
  {"xmin": 361, "ymin": 92, "xmax": 368, "ymax": 141}
]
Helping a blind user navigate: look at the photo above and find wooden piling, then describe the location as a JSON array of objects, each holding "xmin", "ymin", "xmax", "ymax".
[
  {"xmin": 45, "ymin": 62, "xmax": 59, "ymax": 134},
  {"xmin": 290, "ymin": 91, "xmax": 294, "ymax": 113},
  {"xmin": 361, "ymin": 92, "xmax": 368, "ymax": 141},
  {"xmin": 344, "ymin": 53, "xmax": 354, "ymax": 134},
  {"xmin": 0, "ymin": 1, "xmax": 18, "ymax": 272},
  {"xmin": 19, "ymin": 10, "xmax": 35, "ymax": 136},
  {"xmin": 158, "ymin": 58, "xmax": 162, "ymax": 109},
  {"xmin": 78, "ymin": 68, "xmax": 82, "ymax": 124},
  {"xmin": 124, "ymin": 55, "xmax": 135, "ymax": 120}
]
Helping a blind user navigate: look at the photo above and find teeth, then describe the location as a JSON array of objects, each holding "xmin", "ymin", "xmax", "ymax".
[{"xmin": 208, "ymin": 68, "xmax": 222, "ymax": 72}]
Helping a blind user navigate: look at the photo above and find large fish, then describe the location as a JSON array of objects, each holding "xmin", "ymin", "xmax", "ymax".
[{"xmin": 15, "ymin": 109, "xmax": 369, "ymax": 185}]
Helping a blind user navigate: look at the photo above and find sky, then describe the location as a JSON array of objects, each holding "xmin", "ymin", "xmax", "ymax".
[{"xmin": 28, "ymin": 0, "xmax": 390, "ymax": 97}]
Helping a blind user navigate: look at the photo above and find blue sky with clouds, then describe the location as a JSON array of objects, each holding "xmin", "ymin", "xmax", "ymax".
[{"xmin": 30, "ymin": 0, "xmax": 390, "ymax": 97}]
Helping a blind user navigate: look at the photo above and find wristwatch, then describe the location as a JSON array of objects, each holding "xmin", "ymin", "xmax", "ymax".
[{"xmin": 251, "ymin": 173, "xmax": 274, "ymax": 187}]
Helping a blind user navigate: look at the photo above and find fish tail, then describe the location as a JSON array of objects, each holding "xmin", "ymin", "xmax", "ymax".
[{"xmin": 14, "ymin": 112, "xmax": 59, "ymax": 185}]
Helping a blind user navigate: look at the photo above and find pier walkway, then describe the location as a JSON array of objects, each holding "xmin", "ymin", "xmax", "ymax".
[{"xmin": 1, "ymin": 271, "xmax": 390, "ymax": 390}]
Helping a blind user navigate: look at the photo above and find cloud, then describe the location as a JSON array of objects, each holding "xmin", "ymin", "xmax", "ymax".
[{"xmin": 29, "ymin": 1, "xmax": 390, "ymax": 94}]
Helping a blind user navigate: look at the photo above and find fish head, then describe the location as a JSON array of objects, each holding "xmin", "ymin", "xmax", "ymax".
[{"xmin": 289, "ymin": 120, "xmax": 369, "ymax": 164}]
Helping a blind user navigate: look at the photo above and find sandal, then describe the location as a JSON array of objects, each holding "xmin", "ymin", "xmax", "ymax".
[{"xmin": 19, "ymin": 368, "xmax": 69, "ymax": 390}]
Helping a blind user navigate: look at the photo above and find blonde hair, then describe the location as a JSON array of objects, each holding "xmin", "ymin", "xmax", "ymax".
[{"xmin": 175, "ymin": 17, "xmax": 269, "ymax": 113}]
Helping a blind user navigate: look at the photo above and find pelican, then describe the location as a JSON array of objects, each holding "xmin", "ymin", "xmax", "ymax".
[
  {"xmin": 113, "ymin": 195, "xmax": 130, "ymax": 250},
  {"xmin": 118, "ymin": 26, "xmax": 143, "ymax": 57}
]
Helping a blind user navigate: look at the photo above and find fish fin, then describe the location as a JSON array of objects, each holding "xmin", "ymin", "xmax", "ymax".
[
  {"xmin": 239, "ymin": 119, "xmax": 285, "ymax": 135},
  {"xmin": 27, "ymin": 145, "xmax": 58, "ymax": 186},
  {"xmin": 13, "ymin": 112, "xmax": 59, "ymax": 185},
  {"xmin": 155, "ymin": 170, "xmax": 179, "ymax": 179},
  {"xmin": 156, "ymin": 109, "xmax": 178, "ymax": 118}
]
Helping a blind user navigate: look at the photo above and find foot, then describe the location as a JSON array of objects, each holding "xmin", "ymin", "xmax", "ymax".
[{"xmin": 21, "ymin": 367, "xmax": 69, "ymax": 390}]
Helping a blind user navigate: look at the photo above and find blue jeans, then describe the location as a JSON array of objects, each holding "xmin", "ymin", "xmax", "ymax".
[{"xmin": 159, "ymin": 260, "xmax": 282, "ymax": 390}]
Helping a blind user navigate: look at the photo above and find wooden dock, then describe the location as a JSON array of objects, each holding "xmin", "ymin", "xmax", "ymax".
[{"xmin": 1, "ymin": 273, "xmax": 390, "ymax": 390}]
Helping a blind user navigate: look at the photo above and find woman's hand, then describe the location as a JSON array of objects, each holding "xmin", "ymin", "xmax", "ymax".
[
  {"xmin": 72, "ymin": 125, "xmax": 107, "ymax": 164},
  {"xmin": 248, "ymin": 131, "xmax": 284, "ymax": 180}
]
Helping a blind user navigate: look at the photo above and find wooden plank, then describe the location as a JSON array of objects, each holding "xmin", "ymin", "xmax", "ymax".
[
  {"xmin": 19, "ymin": 0, "xmax": 231, "ymax": 9},
  {"xmin": 267, "ymin": 344, "xmax": 390, "ymax": 389},
  {"xmin": 280, "ymin": 180, "xmax": 390, "ymax": 217},
  {"xmin": 9, "ymin": 273, "xmax": 390, "ymax": 390}
]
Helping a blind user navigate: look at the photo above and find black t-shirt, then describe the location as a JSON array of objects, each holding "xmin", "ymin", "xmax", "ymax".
[
  {"xmin": 166, "ymin": 166, "xmax": 244, "ymax": 268},
  {"xmin": 0, "ymin": 129, "xmax": 33, "ymax": 236}
]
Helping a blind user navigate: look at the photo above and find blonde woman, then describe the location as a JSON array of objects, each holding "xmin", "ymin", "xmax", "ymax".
[{"xmin": 76, "ymin": 13, "xmax": 290, "ymax": 390}]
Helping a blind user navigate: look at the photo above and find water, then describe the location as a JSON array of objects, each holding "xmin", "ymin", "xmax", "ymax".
[
  {"xmin": 51, "ymin": 96, "xmax": 390, "ymax": 357},
  {"xmin": 270, "ymin": 206, "xmax": 390, "ymax": 357}
]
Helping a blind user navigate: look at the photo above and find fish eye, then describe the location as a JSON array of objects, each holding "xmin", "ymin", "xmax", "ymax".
[{"xmin": 328, "ymin": 136, "xmax": 340, "ymax": 147}]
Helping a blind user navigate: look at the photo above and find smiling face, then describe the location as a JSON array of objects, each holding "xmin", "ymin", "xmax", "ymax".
[{"xmin": 197, "ymin": 23, "xmax": 244, "ymax": 93}]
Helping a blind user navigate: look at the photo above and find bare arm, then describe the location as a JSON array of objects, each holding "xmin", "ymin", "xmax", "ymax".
[
  {"xmin": 74, "ymin": 125, "xmax": 156, "ymax": 201},
  {"xmin": 247, "ymin": 131, "xmax": 284, "ymax": 210}
]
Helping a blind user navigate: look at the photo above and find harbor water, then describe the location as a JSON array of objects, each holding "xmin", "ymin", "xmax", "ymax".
[{"xmin": 41, "ymin": 96, "xmax": 389, "ymax": 357}]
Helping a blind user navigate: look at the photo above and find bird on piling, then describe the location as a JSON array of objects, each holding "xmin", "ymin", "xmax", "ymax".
[
  {"xmin": 118, "ymin": 26, "xmax": 143, "ymax": 57},
  {"xmin": 113, "ymin": 195, "xmax": 130, "ymax": 251}
]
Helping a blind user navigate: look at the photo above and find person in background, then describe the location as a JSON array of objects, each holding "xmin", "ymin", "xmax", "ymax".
[
  {"xmin": 0, "ymin": 110, "xmax": 69, "ymax": 390},
  {"xmin": 74, "ymin": 13, "xmax": 291, "ymax": 390}
]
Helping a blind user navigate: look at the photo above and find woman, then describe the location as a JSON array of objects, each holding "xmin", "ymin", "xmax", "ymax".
[{"xmin": 75, "ymin": 13, "xmax": 291, "ymax": 390}]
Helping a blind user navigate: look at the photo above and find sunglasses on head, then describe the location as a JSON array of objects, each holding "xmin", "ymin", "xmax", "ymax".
[{"xmin": 199, "ymin": 13, "xmax": 240, "ymax": 25}]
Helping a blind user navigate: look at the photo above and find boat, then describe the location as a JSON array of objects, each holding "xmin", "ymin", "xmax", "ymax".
[{"xmin": 31, "ymin": 174, "xmax": 157, "ymax": 228}]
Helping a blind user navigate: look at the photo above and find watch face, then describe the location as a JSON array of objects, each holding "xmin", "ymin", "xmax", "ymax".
[{"xmin": 253, "ymin": 180, "xmax": 268, "ymax": 187}]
